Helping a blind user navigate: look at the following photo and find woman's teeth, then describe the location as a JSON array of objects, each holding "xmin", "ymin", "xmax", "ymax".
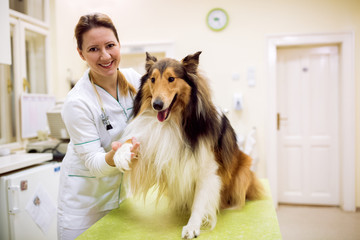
[{"xmin": 100, "ymin": 62, "xmax": 112, "ymax": 67}]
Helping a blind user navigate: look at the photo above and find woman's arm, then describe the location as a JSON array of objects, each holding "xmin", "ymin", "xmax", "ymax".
[{"xmin": 62, "ymin": 98, "xmax": 116, "ymax": 177}]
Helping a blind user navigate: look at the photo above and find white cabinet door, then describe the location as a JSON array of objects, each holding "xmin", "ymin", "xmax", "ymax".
[
  {"xmin": 2, "ymin": 162, "xmax": 61, "ymax": 240},
  {"xmin": 277, "ymin": 45, "xmax": 339, "ymax": 205}
]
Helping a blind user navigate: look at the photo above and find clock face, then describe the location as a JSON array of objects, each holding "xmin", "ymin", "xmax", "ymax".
[{"xmin": 207, "ymin": 8, "xmax": 228, "ymax": 31}]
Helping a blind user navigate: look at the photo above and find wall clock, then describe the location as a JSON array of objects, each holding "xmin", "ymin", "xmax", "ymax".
[{"xmin": 206, "ymin": 8, "xmax": 229, "ymax": 31}]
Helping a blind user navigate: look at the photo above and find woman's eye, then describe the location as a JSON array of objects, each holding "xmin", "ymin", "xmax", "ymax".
[
  {"xmin": 151, "ymin": 77, "xmax": 155, "ymax": 83},
  {"xmin": 107, "ymin": 43, "xmax": 115, "ymax": 48},
  {"xmin": 168, "ymin": 77, "xmax": 175, "ymax": 82},
  {"xmin": 88, "ymin": 47, "xmax": 97, "ymax": 52}
]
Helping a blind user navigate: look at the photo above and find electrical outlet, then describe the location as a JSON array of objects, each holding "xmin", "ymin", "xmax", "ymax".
[{"xmin": 233, "ymin": 93, "xmax": 243, "ymax": 110}]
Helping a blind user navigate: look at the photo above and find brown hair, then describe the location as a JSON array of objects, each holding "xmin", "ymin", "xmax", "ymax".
[{"xmin": 74, "ymin": 13, "xmax": 119, "ymax": 50}]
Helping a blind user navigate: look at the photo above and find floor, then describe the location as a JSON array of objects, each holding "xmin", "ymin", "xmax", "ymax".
[{"xmin": 276, "ymin": 205, "xmax": 360, "ymax": 240}]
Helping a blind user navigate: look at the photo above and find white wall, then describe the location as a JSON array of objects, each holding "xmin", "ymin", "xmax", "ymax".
[{"xmin": 50, "ymin": 0, "xmax": 360, "ymax": 207}]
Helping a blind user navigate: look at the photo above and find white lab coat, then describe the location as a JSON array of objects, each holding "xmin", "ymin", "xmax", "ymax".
[{"xmin": 57, "ymin": 68, "xmax": 140, "ymax": 234}]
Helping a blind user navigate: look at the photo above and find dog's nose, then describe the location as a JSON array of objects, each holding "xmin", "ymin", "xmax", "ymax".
[{"xmin": 153, "ymin": 98, "xmax": 164, "ymax": 111}]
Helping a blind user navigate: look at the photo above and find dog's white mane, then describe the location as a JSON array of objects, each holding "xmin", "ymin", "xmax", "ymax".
[{"xmin": 119, "ymin": 109, "xmax": 221, "ymax": 226}]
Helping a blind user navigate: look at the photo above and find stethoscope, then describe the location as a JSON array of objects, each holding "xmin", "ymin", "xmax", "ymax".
[{"xmin": 89, "ymin": 72, "xmax": 113, "ymax": 131}]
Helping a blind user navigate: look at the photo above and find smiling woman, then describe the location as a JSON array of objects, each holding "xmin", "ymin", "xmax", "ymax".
[
  {"xmin": 79, "ymin": 27, "xmax": 121, "ymax": 97},
  {"xmin": 57, "ymin": 13, "xmax": 141, "ymax": 240}
]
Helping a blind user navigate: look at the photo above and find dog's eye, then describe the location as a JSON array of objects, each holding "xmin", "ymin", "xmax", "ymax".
[
  {"xmin": 168, "ymin": 77, "xmax": 175, "ymax": 82},
  {"xmin": 151, "ymin": 77, "xmax": 155, "ymax": 83}
]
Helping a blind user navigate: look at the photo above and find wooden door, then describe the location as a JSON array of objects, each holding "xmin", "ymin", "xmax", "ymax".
[{"xmin": 277, "ymin": 45, "xmax": 339, "ymax": 205}]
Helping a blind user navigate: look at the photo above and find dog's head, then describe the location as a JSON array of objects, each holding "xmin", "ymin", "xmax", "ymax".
[{"xmin": 134, "ymin": 51, "xmax": 202, "ymax": 122}]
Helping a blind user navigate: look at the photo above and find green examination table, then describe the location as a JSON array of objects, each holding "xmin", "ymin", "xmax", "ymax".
[{"xmin": 77, "ymin": 179, "xmax": 282, "ymax": 240}]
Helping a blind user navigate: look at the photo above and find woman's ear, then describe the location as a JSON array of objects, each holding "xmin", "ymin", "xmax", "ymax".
[{"xmin": 77, "ymin": 48, "xmax": 86, "ymax": 61}]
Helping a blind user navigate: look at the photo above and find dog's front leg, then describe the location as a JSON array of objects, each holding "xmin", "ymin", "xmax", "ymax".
[
  {"xmin": 113, "ymin": 141, "xmax": 133, "ymax": 172},
  {"xmin": 181, "ymin": 167, "xmax": 221, "ymax": 239}
]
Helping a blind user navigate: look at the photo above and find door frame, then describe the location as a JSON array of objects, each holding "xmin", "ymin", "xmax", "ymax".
[{"xmin": 266, "ymin": 32, "xmax": 355, "ymax": 211}]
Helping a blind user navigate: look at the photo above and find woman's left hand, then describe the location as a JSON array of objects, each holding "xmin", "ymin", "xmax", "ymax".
[{"xmin": 129, "ymin": 137, "xmax": 140, "ymax": 159}]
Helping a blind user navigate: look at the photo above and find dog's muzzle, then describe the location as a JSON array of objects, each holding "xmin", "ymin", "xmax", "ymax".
[
  {"xmin": 153, "ymin": 98, "xmax": 164, "ymax": 111},
  {"xmin": 152, "ymin": 94, "xmax": 177, "ymax": 122}
]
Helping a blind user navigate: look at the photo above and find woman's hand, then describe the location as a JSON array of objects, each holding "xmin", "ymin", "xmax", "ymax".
[
  {"xmin": 129, "ymin": 137, "xmax": 140, "ymax": 159},
  {"xmin": 106, "ymin": 137, "xmax": 140, "ymax": 167}
]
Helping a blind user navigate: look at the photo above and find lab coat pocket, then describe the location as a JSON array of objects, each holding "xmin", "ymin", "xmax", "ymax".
[
  {"xmin": 63, "ymin": 168, "xmax": 98, "ymax": 214},
  {"xmin": 68, "ymin": 168, "xmax": 96, "ymax": 178},
  {"xmin": 63, "ymin": 168, "xmax": 120, "ymax": 215}
]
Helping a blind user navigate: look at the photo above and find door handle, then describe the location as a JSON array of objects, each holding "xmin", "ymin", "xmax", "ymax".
[{"xmin": 277, "ymin": 113, "xmax": 288, "ymax": 130}]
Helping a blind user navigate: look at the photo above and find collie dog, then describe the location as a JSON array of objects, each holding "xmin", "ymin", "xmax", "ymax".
[{"xmin": 114, "ymin": 51, "xmax": 264, "ymax": 239}]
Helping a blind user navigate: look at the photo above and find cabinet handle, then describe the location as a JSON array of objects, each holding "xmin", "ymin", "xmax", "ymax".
[
  {"xmin": 23, "ymin": 78, "xmax": 31, "ymax": 92},
  {"xmin": 7, "ymin": 78, "xmax": 13, "ymax": 94},
  {"xmin": 8, "ymin": 185, "xmax": 20, "ymax": 214}
]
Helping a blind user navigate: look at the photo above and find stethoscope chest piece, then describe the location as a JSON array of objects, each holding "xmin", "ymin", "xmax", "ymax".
[{"xmin": 101, "ymin": 112, "xmax": 113, "ymax": 130}]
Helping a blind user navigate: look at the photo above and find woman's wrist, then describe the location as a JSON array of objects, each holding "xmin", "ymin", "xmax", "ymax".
[{"xmin": 105, "ymin": 150, "xmax": 116, "ymax": 167}]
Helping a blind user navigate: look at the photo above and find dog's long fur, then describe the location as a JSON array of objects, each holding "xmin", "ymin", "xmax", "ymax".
[{"xmin": 117, "ymin": 51, "xmax": 264, "ymax": 239}]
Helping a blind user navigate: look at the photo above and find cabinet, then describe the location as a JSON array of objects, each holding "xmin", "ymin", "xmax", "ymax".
[
  {"xmin": 0, "ymin": 154, "xmax": 60, "ymax": 240},
  {"xmin": 0, "ymin": 0, "xmax": 50, "ymax": 145}
]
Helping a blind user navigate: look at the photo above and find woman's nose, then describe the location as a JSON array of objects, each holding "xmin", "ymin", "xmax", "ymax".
[{"xmin": 100, "ymin": 49, "xmax": 111, "ymax": 60}]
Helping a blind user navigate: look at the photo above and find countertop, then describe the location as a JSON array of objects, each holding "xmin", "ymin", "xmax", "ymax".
[
  {"xmin": 0, "ymin": 152, "xmax": 53, "ymax": 174},
  {"xmin": 77, "ymin": 179, "xmax": 282, "ymax": 240}
]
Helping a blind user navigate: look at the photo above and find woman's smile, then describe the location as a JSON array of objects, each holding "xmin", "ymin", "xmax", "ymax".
[{"xmin": 99, "ymin": 61, "xmax": 114, "ymax": 69}]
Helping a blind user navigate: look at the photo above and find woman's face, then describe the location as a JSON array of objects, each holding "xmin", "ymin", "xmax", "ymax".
[{"xmin": 78, "ymin": 27, "xmax": 120, "ymax": 79}]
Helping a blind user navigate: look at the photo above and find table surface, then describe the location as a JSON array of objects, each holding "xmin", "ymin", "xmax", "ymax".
[
  {"xmin": 77, "ymin": 179, "xmax": 282, "ymax": 240},
  {"xmin": 0, "ymin": 152, "xmax": 53, "ymax": 174}
]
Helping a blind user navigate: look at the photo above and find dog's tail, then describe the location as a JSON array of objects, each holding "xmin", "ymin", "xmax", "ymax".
[
  {"xmin": 246, "ymin": 172, "xmax": 266, "ymax": 201},
  {"xmin": 220, "ymin": 153, "xmax": 266, "ymax": 209}
]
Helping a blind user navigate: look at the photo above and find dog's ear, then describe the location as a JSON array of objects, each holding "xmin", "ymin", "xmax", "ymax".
[
  {"xmin": 182, "ymin": 51, "xmax": 202, "ymax": 74},
  {"xmin": 145, "ymin": 52, "xmax": 157, "ymax": 72}
]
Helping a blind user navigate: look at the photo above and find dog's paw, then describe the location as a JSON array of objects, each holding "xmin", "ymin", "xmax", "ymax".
[
  {"xmin": 113, "ymin": 143, "xmax": 133, "ymax": 172},
  {"xmin": 181, "ymin": 225, "xmax": 200, "ymax": 239}
]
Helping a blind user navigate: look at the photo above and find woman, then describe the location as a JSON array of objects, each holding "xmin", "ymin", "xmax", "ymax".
[{"xmin": 57, "ymin": 13, "xmax": 140, "ymax": 240}]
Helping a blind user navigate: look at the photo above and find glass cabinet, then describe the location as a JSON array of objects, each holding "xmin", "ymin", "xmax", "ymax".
[{"xmin": 0, "ymin": 0, "xmax": 49, "ymax": 145}]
